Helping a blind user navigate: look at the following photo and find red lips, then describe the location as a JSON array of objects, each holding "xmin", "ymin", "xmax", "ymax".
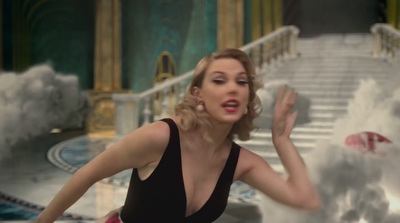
[{"xmin": 222, "ymin": 99, "xmax": 240, "ymax": 112}]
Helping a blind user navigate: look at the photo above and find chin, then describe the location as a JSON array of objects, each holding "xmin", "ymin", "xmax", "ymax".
[{"xmin": 215, "ymin": 114, "xmax": 242, "ymax": 124}]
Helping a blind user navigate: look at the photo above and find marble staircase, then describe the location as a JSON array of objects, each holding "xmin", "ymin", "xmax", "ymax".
[{"xmin": 235, "ymin": 34, "xmax": 397, "ymax": 174}]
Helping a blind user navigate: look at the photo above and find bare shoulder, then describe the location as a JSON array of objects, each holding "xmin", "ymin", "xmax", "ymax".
[
  {"xmin": 237, "ymin": 147, "xmax": 266, "ymax": 165},
  {"xmin": 73, "ymin": 119, "xmax": 174, "ymax": 180},
  {"xmin": 101, "ymin": 119, "xmax": 173, "ymax": 171},
  {"xmin": 122, "ymin": 119, "xmax": 171, "ymax": 153},
  {"xmin": 235, "ymin": 146, "xmax": 271, "ymax": 180}
]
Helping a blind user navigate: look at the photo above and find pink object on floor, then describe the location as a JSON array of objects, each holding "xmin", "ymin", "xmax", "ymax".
[
  {"xmin": 106, "ymin": 213, "xmax": 121, "ymax": 223},
  {"xmin": 344, "ymin": 131, "xmax": 392, "ymax": 153}
]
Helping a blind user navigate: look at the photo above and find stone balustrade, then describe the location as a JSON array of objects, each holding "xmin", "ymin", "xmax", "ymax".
[
  {"xmin": 371, "ymin": 23, "xmax": 400, "ymax": 60},
  {"xmin": 112, "ymin": 26, "xmax": 300, "ymax": 140}
]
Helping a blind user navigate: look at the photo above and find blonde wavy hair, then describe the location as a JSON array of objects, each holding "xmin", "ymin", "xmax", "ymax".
[{"xmin": 175, "ymin": 48, "xmax": 263, "ymax": 141}]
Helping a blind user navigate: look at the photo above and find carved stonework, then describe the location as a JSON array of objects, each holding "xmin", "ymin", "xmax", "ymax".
[{"xmin": 86, "ymin": 90, "xmax": 130, "ymax": 136}]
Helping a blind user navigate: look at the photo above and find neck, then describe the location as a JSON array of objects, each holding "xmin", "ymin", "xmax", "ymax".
[{"xmin": 192, "ymin": 119, "xmax": 233, "ymax": 154}]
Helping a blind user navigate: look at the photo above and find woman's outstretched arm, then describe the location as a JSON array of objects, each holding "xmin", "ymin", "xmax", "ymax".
[
  {"xmin": 238, "ymin": 86, "xmax": 321, "ymax": 211},
  {"xmin": 35, "ymin": 121, "xmax": 170, "ymax": 223}
]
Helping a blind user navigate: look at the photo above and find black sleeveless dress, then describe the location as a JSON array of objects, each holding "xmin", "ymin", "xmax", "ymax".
[{"xmin": 120, "ymin": 118, "xmax": 241, "ymax": 223}]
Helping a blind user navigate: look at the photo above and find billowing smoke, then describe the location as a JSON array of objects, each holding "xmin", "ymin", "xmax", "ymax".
[
  {"xmin": 255, "ymin": 80, "xmax": 311, "ymax": 129},
  {"xmin": 0, "ymin": 64, "xmax": 88, "ymax": 159},
  {"xmin": 260, "ymin": 77, "xmax": 400, "ymax": 223},
  {"xmin": 332, "ymin": 78, "xmax": 400, "ymax": 145}
]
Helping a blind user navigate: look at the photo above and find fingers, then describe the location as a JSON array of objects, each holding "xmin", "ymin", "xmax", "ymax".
[
  {"xmin": 283, "ymin": 89, "xmax": 295, "ymax": 106},
  {"xmin": 276, "ymin": 85, "xmax": 286, "ymax": 106},
  {"xmin": 288, "ymin": 91, "xmax": 297, "ymax": 105},
  {"xmin": 291, "ymin": 110, "xmax": 298, "ymax": 122},
  {"xmin": 286, "ymin": 110, "xmax": 298, "ymax": 134},
  {"xmin": 277, "ymin": 85, "xmax": 297, "ymax": 107}
]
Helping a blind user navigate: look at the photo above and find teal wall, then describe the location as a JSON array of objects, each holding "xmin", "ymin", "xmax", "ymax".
[
  {"xmin": 2, "ymin": 0, "xmax": 218, "ymax": 92},
  {"xmin": 30, "ymin": 0, "xmax": 94, "ymax": 89},
  {"xmin": 244, "ymin": 0, "xmax": 252, "ymax": 44},
  {"xmin": 2, "ymin": 0, "xmax": 94, "ymax": 90},
  {"xmin": 2, "ymin": 0, "xmax": 13, "ymax": 71},
  {"xmin": 122, "ymin": 0, "xmax": 217, "ymax": 93}
]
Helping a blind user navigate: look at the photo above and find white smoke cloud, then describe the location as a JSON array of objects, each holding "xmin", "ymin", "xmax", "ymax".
[
  {"xmin": 259, "ymin": 77, "xmax": 400, "ymax": 223},
  {"xmin": 332, "ymin": 78, "xmax": 400, "ymax": 145},
  {"xmin": 0, "ymin": 64, "xmax": 87, "ymax": 159}
]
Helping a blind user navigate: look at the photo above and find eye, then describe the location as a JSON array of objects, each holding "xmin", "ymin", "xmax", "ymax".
[
  {"xmin": 237, "ymin": 79, "xmax": 248, "ymax": 85},
  {"xmin": 212, "ymin": 79, "xmax": 225, "ymax": 84}
]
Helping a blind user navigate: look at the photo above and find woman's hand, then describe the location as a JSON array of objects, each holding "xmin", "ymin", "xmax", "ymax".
[{"xmin": 272, "ymin": 86, "xmax": 298, "ymax": 142}]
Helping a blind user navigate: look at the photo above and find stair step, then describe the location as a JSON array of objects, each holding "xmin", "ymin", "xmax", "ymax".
[
  {"xmin": 309, "ymin": 98, "xmax": 350, "ymax": 105},
  {"xmin": 250, "ymin": 131, "xmax": 332, "ymax": 139},
  {"xmin": 253, "ymin": 127, "xmax": 334, "ymax": 136},
  {"xmin": 310, "ymin": 104, "xmax": 347, "ymax": 111},
  {"xmin": 285, "ymin": 79, "xmax": 387, "ymax": 85},
  {"xmin": 238, "ymin": 141, "xmax": 316, "ymax": 154},
  {"xmin": 244, "ymin": 34, "xmax": 391, "ymax": 176},
  {"xmin": 268, "ymin": 71, "xmax": 392, "ymax": 76}
]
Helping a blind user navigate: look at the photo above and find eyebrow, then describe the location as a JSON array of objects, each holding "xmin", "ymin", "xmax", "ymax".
[{"xmin": 211, "ymin": 71, "xmax": 248, "ymax": 76}]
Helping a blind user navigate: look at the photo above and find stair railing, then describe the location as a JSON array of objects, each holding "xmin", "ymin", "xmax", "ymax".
[
  {"xmin": 371, "ymin": 23, "xmax": 400, "ymax": 60},
  {"xmin": 112, "ymin": 26, "xmax": 299, "ymax": 139}
]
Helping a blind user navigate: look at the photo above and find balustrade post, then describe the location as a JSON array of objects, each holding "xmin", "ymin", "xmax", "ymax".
[
  {"xmin": 160, "ymin": 88, "xmax": 169, "ymax": 119},
  {"xmin": 260, "ymin": 43, "xmax": 267, "ymax": 71},
  {"xmin": 277, "ymin": 34, "xmax": 284, "ymax": 65},
  {"xmin": 178, "ymin": 81, "xmax": 186, "ymax": 103},
  {"xmin": 282, "ymin": 31, "xmax": 289, "ymax": 60},
  {"xmin": 270, "ymin": 37, "xmax": 277, "ymax": 69},
  {"xmin": 386, "ymin": 33, "xmax": 396, "ymax": 62},
  {"xmin": 252, "ymin": 48, "xmax": 261, "ymax": 74},
  {"xmin": 290, "ymin": 28, "xmax": 299, "ymax": 58},
  {"xmin": 112, "ymin": 93, "xmax": 141, "ymax": 140},
  {"xmin": 371, "ymin": 25, "xmax": 380, "ymax": 58},
  {"xmin": 383, "ymin": 32, "xmax": 389, "ymax": 58},
  {"xmin": 370, "ymin": 24, "xmax": 400, "ymax": 61},
  {"xmin": 142, "ymin": 96, "xmax": 152, "ymax": 126}
]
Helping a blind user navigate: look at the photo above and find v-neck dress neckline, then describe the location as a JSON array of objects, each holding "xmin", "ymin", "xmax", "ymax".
[
  {"xmin": 120, "ymin": 118, "xmax": 241, "ymax": 223},
  {"xmin": 178, "ymin": 134, "xmax": 236, "ymax": 219},
  {"xmin": 169, "ymin": 118, "xmax": 240, "ymax": 222}
]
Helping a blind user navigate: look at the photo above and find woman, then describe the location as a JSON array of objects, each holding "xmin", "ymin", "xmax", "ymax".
[{"xmin": 35, "ymin": 48, "xmax": 321, "ymax": 223}]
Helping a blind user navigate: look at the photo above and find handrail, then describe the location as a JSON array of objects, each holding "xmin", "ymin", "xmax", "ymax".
[
  {"xmin": 371, "ymin": 23, "xmax": 400, "ymax": 59},
  {"xmin": 138, "ymin": 25, "xmax": 300, "ymax": 99},
  {"xmin": 112, "ymin": 25, "xmax": 300, "ymax": 138}
]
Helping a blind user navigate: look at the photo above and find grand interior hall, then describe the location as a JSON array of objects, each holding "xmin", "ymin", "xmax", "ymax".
[{"xmin": 1, "ymin": 0, "xmax": 400, "ymax": 223}]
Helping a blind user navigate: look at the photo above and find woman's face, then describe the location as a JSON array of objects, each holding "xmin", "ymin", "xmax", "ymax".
[{"xmin": 195, "ymin": 58, "xmax": 250, "ymax": 124}]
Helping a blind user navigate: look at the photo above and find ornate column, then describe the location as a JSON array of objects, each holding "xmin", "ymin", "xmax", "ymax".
[
  {"xmin": 251, "ymin": 0, "xmax": 262, "ymax": 40},
  {"xmin": 272, "ymin": 0, "xmax": 283, "ymax": 30},
  {"xmin": 388, "ymin": 0, "xmax": 398, "ymax": 28},
  {"xmin": 217, "ymin": 0, "xmax": 244, "ymax": 49},
  {"xmin": 86, "ymin": 0, "xmax": 130, "ymax": 136},
  {"xmin": 262, "ymin": 0, "xmax": 273, "ymax": 34},
  {"xmin": 396, "ymin": 1, "xmax": 400, "ymax": 29}
]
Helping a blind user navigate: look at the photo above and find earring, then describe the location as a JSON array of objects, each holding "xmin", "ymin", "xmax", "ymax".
[
  {"xmin": 244, "ymin": 107, "xmax": 248, "ymax": 115},
  {"xmin": 196, "ymin": 102, "xmax": 205, "ymax": 112}
]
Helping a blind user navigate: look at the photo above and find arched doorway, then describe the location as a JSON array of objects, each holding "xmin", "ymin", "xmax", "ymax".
[{"xmin": 152, "ymin": 51, "xmax": 178, "ymax": 120}]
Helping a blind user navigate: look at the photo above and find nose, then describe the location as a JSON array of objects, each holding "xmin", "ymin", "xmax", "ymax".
[{"xmin": 227, "ymin": 80, "xmax": 238, "ymax": 94}]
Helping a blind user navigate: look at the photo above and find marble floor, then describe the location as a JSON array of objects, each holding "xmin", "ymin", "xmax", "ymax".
[{"xmin": 0, "ymin": 130, "xmax": 262, "ymax": 223}]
